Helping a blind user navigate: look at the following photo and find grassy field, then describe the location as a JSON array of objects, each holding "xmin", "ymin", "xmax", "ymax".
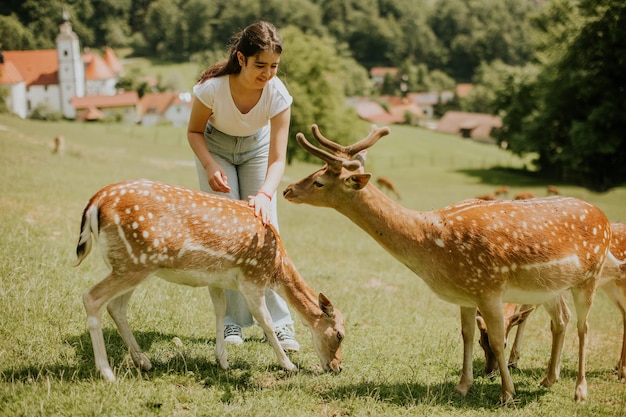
[{"xmin": 1, "ymin": 113, "xmax": 625, "ymax": 416}]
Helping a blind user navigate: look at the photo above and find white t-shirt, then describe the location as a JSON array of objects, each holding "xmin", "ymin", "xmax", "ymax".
[{"xmin": 192, "ymin": 75, "xmax": 293, "ymax": 137}]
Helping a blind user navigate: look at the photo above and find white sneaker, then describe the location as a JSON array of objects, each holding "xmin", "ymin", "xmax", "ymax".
[
  {"xmin": 273, "ymin": 325, "xmax": 300, "ymax": 352},
  {"xmin": 224, "ymin": 325, "xmax": 243, "ymax": 345}
]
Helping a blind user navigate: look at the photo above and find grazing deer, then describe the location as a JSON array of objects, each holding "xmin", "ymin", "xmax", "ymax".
[
  {"xmin": 514, "ymin": 191, "xmax": 536, "ymax": 200},
  {"xmin": 478, "ymin": 222, "xmax": 626, "ymax": 379},
  {"xmin": 76, "ymin": 179, "xmax": 345, "ymax": 382},
  {"xmin": 282, "ymin": 124, "xmax": 611, "ymax": 403},
  {"xmin": 475, "ymin": 193, "xmax": 497, "ymax": 201},
  {"xmin": 476, "ymin": 303, "xmax": 537, "ymax": 376},
  {"xmin": 376, "ymin": 177, "xmax": 401, "ymax": 200},
  {"xmin": 547, "ymin": 185, "xmax": 561, "ymax": 196},
  {"xmin": 494, "ymin": 186, "xmax": 510, "ymax": 198}
]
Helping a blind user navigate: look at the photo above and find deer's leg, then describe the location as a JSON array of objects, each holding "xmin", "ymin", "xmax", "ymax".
[
  {"xmin": 238, "ymin": 284, "xmax": 296, "ymax": 372},
  {"xmin": 106, "ymin": 289, "xmax": 152, "ymax": 371},
  {"xmin": 475, "ymin": 302, "xmax": 515, "ymax": 404},
  {"xmin": 83, "ymin": 271, "xmax": 146, "ymax": 382},
  {"xmin": 208, "ymin": 286, "xmax": 229, "ymax": 370},
  {"xmin": 539, "ymin": 294, "xmax": 570, "ymax": 388},
  {"xmin": 571, "ymin": 281, "xmax": 597, "ymax": 402},
  {"xmin": 600, "ymin": 281, "xmax": 626, "ymax": 378},
  {"xmin": 455, "ymin": 306, "xmax": 477, "ymax": 397},
  {"xmin": 508, "ymin": 320, "xmax": 526, "ymax": 369}
]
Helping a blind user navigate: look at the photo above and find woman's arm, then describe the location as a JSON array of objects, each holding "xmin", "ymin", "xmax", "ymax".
[
  {"xmin": 187, "ymin": 98, "xmax": 230, "ymax": 193},
  {"xmin": 249, "ymin": 107, "xmax": 291, "ymax": 224}
]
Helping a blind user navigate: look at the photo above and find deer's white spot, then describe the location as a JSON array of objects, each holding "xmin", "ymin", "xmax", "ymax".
[
  {"xmin": 132, "ymin": 222, "xmax": 139, "ymax": 229},
  {"xmin": 114, "ymin": 214, "xmax": 120, "ymax": 225},
  {"xmin": 142, "ymin": 230, "xmax": 149, "ymax": 238},
  {"xmin": 435, "ymin": 239, "xmax": 445, "ymax": 248}
]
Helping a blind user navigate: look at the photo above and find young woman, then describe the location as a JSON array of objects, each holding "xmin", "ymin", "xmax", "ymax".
[{"xmin": 187, "ymin": 21, "xmax": 299, "ymax": 351}]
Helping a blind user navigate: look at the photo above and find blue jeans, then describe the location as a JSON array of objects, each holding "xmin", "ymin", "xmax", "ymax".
[{"xmin": 194, "ymin": 122, "xmax": 293, "ymax": 329}]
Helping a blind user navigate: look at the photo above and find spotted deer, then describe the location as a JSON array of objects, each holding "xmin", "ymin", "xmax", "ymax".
[
  {"xmin": 282, "ymin": 124, "xmax": 612, "ymax": 403},
  {"xmin": 478, "ymin": 222, "xmax": 626, "ymax": 379},
  {"xmin": 76, "ymin": 179, "xmax": 345, "ymax": 382},
  {"xmin": 476, "ymin": 303, "xmax": 537, "ymax": 376}
]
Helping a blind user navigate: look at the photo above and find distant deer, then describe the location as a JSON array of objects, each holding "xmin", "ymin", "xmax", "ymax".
[
  {"xmin": 76, "ymin": 179, "xmax": 345, "ymax": 382},
  {"xmin": 547, "ymin": 185, "xmax": 561, "ymax": 196},
  {"xmin": 514, "ymin": 191, "xmax": 535, "ymax": 200},
  {"xmin": 376, "ymin": 177, "xmax": 401, "ymax": 200},
  {"xmin": 475, "ymin": 193, "xmax": 497, "ymax": 201},
  {"xmin": 494, "ymin": 186, "xmax": 510, "ymax": 198},
  {"xmin": 478, "ymin": 222, "xmax": 626, "ymax": 380},
  {"xmin": 53, "ymin": 134, "xmax": 65, "ymax": 154},
  {"xmin": 283, "ymin": 124, "xmax": 611, "ymax": 403}
]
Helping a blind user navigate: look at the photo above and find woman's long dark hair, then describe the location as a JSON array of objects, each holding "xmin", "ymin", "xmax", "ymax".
[{"xmin": 197, "ymin": 21, "xmax": 283, "ymax": 84}]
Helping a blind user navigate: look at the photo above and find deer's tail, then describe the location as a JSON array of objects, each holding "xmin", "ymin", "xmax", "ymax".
[{"xmin": 75, "ymin": 199, "xmax": 100, "ymax": 267}]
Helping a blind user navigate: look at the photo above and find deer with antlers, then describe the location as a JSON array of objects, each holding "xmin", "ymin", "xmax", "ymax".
[
  {"xmin": 478, "ymin": 222, "xmax": 626, "ymax": 380},
  {"xmin": 282, "ymin": 124, "xmax": 611, "ymax": 403},
  {"xmin": 76, "ymin": 179, "xmax": 345, "ymax": 382}
]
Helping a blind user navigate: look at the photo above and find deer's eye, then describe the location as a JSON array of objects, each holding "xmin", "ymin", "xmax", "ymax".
[
  {"xmin": 313, "ymin": 181, "xmax": 324, "ymax": 188},
  {"xmin": 337, "ymin": 332, "xmax": 344, "ymax": 342}
]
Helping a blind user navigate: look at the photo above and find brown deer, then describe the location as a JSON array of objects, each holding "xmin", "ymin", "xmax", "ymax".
[
  {"xmin": 76, "ymin": 179, "xmax": 345, "ymax": 382},
  {"xmin": 547, "ymin": 185, "xmax": 561, "ymax": 196},
  {"xmin": 282, "ymin": 124, "xmax": 611, "ymax": 403},
  {"xmin": 478, "ymin": 222, "xmax": 626, "ymax": 379},
  {"xmin": 376, "ymin": 176, "xmax": 401, "ymax": 200},
  {"xmin": 476, "ymin": 303, "xmax": 537, "ymax": 376},
  {"xmin": 514, "ymin": 191, "xmax": 536, "ymax": 200},
  {"xmin": 494, "ymin": 186, "xmax": 510, "ymax": 198}
]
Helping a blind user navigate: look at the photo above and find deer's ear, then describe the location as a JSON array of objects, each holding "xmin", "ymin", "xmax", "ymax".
[
  {"xmin": 319, "ymin": 293, "xmax": 335, "ymax": 317},
  {"xmin": 347, "ymin": 173, "xmax": 371, "ymax": 190}
]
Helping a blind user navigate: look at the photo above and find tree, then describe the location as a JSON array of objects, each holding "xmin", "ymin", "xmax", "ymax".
[
  {"xmin": 0, "ymin": 14, "xmax": 37, "ymax": 50},
  {"xmin": 279, "ymin": 26, "xmax": 362, "ymax": 163},
  {"xmin": 495, "ymin": 0, "xmax": 626, "ymax": 191}
]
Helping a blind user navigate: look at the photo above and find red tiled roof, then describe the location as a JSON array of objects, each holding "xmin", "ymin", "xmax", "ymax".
[
  {"xmin": 139, "ymin": 92, "xmax": 176, "ymax": 115},
  {"xmin": 103, "ymin": 47, "xmax": 123, "ymax": 73},
  {"xmin": 370, "ymin": 67, "xmax": 398, "ymax": 77},
  {"xmin": 456, "ymin": 83, "xmax": 473, "ymax": 98},
  {"xmin": 84, "ymin": 52, "xmax": 114, "ymax": 80},
  {"xmin": 71, "ymin": 91, "xmax": 139, "ymax": 109},
  {"xmin": 3, "ymin": 50, "xmax": 58, "ymax": 86},
  {"xmin": 0, "ymin": 61, "xmax": 24, "ymax": 84}
]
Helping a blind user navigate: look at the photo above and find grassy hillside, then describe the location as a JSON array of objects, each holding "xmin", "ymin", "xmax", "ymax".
[{"xmin": 1, "ymin": 114, "xmax": 625, "ymax": 416}]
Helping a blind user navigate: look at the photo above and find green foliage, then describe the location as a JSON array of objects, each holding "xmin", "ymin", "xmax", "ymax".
[
  {"xmin": 29, "ymin": 102, "xmax": 63, "ymax": 121},
  {"xmin": 2, "ymin": 0, "xmax": 540, "ymax": 82},
  {"xmin": 494, "ymin": 0, "xmax": 626, "ymax": 191},
  {"xmin": 0, "ymin": 14, "xmax": 37, "ymax": 50},
  {"xmin": 280, "ymin": 26, "xmax": 362, "ymax": 163}
]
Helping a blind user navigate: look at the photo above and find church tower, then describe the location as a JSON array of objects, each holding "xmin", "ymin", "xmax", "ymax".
[{"xmin": 56, "ymin": 7, "xmax": 84, "ymax": 119}]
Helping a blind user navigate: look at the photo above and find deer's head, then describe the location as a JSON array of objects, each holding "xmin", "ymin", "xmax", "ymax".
[{"xmin": 283, "ymin": 124, "xmax": 390, "ymax": 208}]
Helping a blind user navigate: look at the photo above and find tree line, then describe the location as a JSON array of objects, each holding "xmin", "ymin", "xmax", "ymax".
[{"xmin": 2, "ymin": 0, "xmax": 625, "ymax": 191}]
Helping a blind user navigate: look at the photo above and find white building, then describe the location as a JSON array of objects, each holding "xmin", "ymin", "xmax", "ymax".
[{"xmin": 0, "ymin": 10, "xmax": 123, "ymax": 119}]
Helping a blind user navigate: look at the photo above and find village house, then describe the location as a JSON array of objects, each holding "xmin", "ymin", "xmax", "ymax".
[
  {"xmin": 436, "ymin": 111, "xmax": 502, "ymax": 141},
  {"xmin": 0, "ymin": 10, "xmax": 128, "ymax": 120},
  {"xmin": 138, "ymin": 91, "xmax": 193, "ymax": 127}
]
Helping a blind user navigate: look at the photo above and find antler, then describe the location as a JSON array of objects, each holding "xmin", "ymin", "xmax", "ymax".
[{"xmin": 296, "ymin": 124, "xmax": 391, "ymax": 171}]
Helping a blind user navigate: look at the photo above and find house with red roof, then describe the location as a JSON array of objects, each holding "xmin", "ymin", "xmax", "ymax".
[
  {"xmin": 0, "ymin": 9, "xmax": 130, "ymax": 120},
  {"xmin": 138, "ymin": 92, "xmax": 193, "ymax": 127}
]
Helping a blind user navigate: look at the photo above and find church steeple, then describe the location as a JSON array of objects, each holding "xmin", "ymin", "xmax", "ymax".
[{"xmin": 56, "ymin": 6, "xmax": 84, "ymax": 119}]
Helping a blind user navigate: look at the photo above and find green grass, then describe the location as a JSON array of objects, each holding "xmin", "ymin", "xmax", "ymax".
[{"xmin": 1, "ymin": 114, "xmax": 625, "ymax": 416}]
